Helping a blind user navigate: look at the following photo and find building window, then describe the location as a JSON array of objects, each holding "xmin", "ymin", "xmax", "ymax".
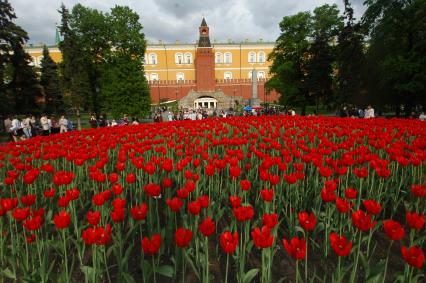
[
  {"xmin": 224, "ymin": 72, "xmax": 232, "ymax": 80},
  {"xmin": 150, "ymin": 73, "xmax": 159, "ymax": 81},
  {"xmin": 224, "ymin": 52, "xmax": 232, "ymax": 64},
  {"xmin": 175, "ymin": 53, "xmax": 183, "ymax": 64},
  {"xmin": 258, "ymin": 52, "xmax": 265, "ymax": 63},
  {"xmin": 176, "ymin": 72, "xmax": 184, "ymax": 81},
  {"xmin": 248, "ymin": 52, "xmax": 256, "ymax": 63},
  {"xmin": 149, "ymin": 53, "xmax": 157, "ymax": 65},
  {"xmin": 215, "ymin": 52, "xmax": 223, "ymax": 64},
  {"xmin": 258, "ymin": 71, "xmax": 266, "ymax": 79},
  {"xmin": 184, "ymin": 53, "xmax": 192, "ymax": 64}
]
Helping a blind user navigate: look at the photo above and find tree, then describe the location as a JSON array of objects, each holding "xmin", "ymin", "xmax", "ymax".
[
  {"xmin": 267, "ymin": 12, "xmax": 313, "ymax": 115},
  {"xmin": 0, "ymin": 0, "xmax": 40, "ymax": 114},
  {"xmin": 58, "ymin": 3, "xmax": 92, "ymax": 129},
  {"xmin": 40, "ymin": 45, "xmax": 63, "ymax": 114},
  {"xmin": 100, "ymin": 6, "xmax": 151, "ymax": 118},
  {"xmin": 363, "ymin": 0, "xmax": 426, "ymax": 116},
  {"xmin": 336, "ymin": 0, "xmax": 366, "ymax": 105},
  {"xmin": 9, "ymin": 42, "xmax": 42, "ymax": 114},
  {"xmin": 306, "ymin": 4, "xmax": 343, "ymax": 112}
]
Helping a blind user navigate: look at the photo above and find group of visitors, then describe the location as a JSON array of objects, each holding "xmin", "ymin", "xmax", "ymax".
[
  {"xmin": 88, "ymin": 114, "xmax": 141, "ymax": 128},
  {"xmin": 3, "ymin": 114, "xmax": 73, "ymax": 142},
  {"xmin": 339, "ymin": 105, "xmax": 376, "ymax": 118}
]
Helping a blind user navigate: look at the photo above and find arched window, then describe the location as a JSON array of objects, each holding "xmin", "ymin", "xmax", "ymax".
[
  {"xmin": 224, "ymin": 52, "xmax": 232, "ymax": 64},
  {"xmin": 257, "ymin": 71, "xmax": 266, "ymax": 79},
  {"xmin": 248, "ymin": 52, "xmax": 256, "ymax": 63},
  {"xmin": 175, "ymin": 53, "xmax": 183, "ymax": 64},
  {"xmin": 224, "ymin": 72, "xmax": 232, "ymax": 80},
  {"xmin": 258, "ymin": 52, "xmax": 265, "ymax": 63},
  {"xmin": 149, "ymin": 53, "xmax": 157, "ymax": 65},
  {"xmin": 184, "ymin": 53, "xmax": 192, "ymax": 64},
  {"xmin": 150, "ymin": 73, "xmax": 159, "ymax": 81},
  {"xmin": 215, "ymin": 52, "xmax": 223, "ymax": 64},
  {"xmin": 176, "ymin": 72, "xmax": 184, "ymax": 81}
]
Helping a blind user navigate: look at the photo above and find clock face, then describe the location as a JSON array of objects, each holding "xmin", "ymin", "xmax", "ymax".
[{"xmin": 202, "ymin": 29, "xmax": 207, "ymax": 35}]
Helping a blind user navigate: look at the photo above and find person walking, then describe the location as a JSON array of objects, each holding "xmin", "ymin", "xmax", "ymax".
[
  {"xmin": 10, "ymin": 116, "xmax": 24, "ymax": 142},
  {"xmin": 50, "ymin": 116, "xmax": 60, "ymax": 134},
  {"xmin": 22, "ymin": 115, "xmax": 32, "ymax": 138},
  {"xmin": 89, "ymin": 115, "xmax": 98, "ymax": 128},
  {"xmin": 59, "ymin": 115, "xmax": 69, "ymax": 133},
  {"xmin": 40, "ymin": 115, "xmax": 50, "ymax": 136},
  {"xmin": 364, "ymin": 105, "xmax": 375, "ymax": 118},
  {"xmin": 3, "ymin": 116, "xmax": 12, "ymax": 141}
]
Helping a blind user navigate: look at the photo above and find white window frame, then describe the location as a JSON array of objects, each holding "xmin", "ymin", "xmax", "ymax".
[
  {"xmin": 150, "ymin": 73, "xmax": 159, "ymax": 81},
  {"xmin": 215, "ymin": 52, "xmax": 223, "ymax": 64},
  {"xmin": 149, "ymin": 53, "xmax": 157, "ymax": 65},
  {"xmin": 176, "ymin": 72, "xmax": 184, "ymax": 81},
  {"xmin": 184, "ymin": 53, "xmax": 192, "ymax": 64},
  {"xmin": 224, "ymin": 52, "xmax": 232, "ymax": 64},
  {"xmin": 257, "ymin": 51, "xmax": 266, "ymax": 63},
  {"xmin": 257, "ymin": 71, "xmax": 266, "ymax": 79},
  {"xmin": 224, "ymin": 72, "xmax": 232, "ymax": 80},
  {"xmin": 248, "ymin": 51, "xmax": 256, "ymax": 63},
  {"xmin": 175, "ymin": 53, "xmax": 183, "ymax": 64}
]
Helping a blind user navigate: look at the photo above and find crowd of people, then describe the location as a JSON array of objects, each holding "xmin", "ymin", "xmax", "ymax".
[
  {"xmin": 2, "ymin": 105, "xmax": 425, "ymax": 142},
  {"xmin": 3, "ymin": 114, "xmax": 73, "ymax": 142}
]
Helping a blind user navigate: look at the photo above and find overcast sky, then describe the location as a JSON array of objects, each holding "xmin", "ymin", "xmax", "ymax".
[{"xmin": 11, "ymin": 0, "xmax": 366, "ymax": 45}]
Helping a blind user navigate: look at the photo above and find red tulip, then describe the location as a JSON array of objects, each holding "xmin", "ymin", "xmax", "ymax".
[
  {"xmin": 53, "ymin": 210, "xmax": 71, "ymax": 229},
  {"xmin": 330, "ymin": 233, "xmax": 352, "ymax": 256},
  {"xmin": 12, "ymin": 207, "xmax": 30, "ymax": 222},
  {"xmin": 199, "ymin": 217, "xmax": 216, "ymax": 237},
  {"xmin": 86, "ymin": 210, "xmax": 101, "ymax": 226},
  {"xmin": 144, "ymin": 183, "xmax": 161, "ymax": 198},
  {"xmin": 220, "ymin": 231, "xmax": 238, "ymax": 254},
  {"xmin": 187, "ymin": 200, "xmax": 201, "ymax": 215},
  {"xmin": 175, "ymin": 227, "xmax": 193, "ymax": 248},
  {"xmin": 111, "ymin": 208, "xmax": 125, "ymax": 223},
  {"xmin": 130, "ymin": 203, "xmax": 148, "ymax": 221},
  {"xmin": 20, "ymin": 194, "xmax": 36, "ymax": 207},
  {"xmin": 240, "ymin": 179, "xmax": 251, "ymax": 191},
  {"xmin": 166, "ymin": 197, "xmax": 183, "ymax": 212},
  {"xmin": 43, "ymin": 188, "xmax": 56, "ymax": 198},
  {"xmin": 198, "ymin": 195, "xmax": 209, "ymax": 208},
  {"xmin": 298, "ymin": 212, "xmax": 316, "ymax": 231},
  {"xmin": 262, "ymin": 213, "xmax": 278, "ymax": 228},
  {"xmin": 344, "ymin": 188, "xmax": 358, "ymax": 199},
  {"xmin": 401, "ymin": 246, "xmax": 424, "ymax": 269},
  {"xmin": 251, "ymin": 226, "xmax": 274, "ymax": 248},
  {"xmin": 229, "ymin": 195, "xmax": 241, "ymax": 208},
  {"xmin": 411, "ymin": 185, "xmax": 426, "ymax": 198},
  {"xmin": 260, "ymin": 189, "xmax": 274, "ymax": 202},
  {"xmin": 383, "ymin": 220, "xmax": 405, "ymax": 241},
  {"xmin": 362, "ymin": 199, "xmax": 381, "ymax": 215},
  {"xmin": 233, "ymin": 205, "xmax": 254, "ymax": 222},
  {"xmin": 283, "ymin": 236, "xmax": 306, "ymax": 260},
  {"xmin": 352, "ymin": 210, "xmax": 376, "ymax": 232},
  {"xmin": 335, "ymin": 198, "xmax": 352, "ymax": 213},
  {"xmin": 406, "ymin": 212, "xmax": 424, "ymax": 230},
  {"xmin": 141, "ymin": 234, "xmax": 161, "ymax": 255}
]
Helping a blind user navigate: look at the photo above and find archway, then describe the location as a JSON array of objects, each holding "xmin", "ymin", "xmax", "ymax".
[{"xmin": 193, "ymin": 96, "xmax": 218, "ymax": 109}]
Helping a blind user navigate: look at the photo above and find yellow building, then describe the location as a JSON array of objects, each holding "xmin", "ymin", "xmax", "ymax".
[
  {"xmin": 143, "ymin": 41, "xmax": 274, "ymax": 82},
  {"xmin": 25, "ymin": 43, "xmax": 274, "ymax": 81}
]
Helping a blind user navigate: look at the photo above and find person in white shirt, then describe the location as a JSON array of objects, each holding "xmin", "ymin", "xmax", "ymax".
[
  {"xmin": 40, "ymin": 115, "xmax": 50, "ymax": 136},
  {"xmin": 10, "ymin": 117, "xmax": 24, "ymax": 142},
  {"xmin": 419, "ymin": 112, "xmax": 426, "ymax": 121},
  {"xmin": 59, "ymin": 115, "xmax": 68, "ymax": 133},
  {"xmin": 22, "ymin": 115, "xmax": 32, "ymax": 138},
  {"xmin": 364, "ymin": 105, "xmax": 375, "ymax": 118}
]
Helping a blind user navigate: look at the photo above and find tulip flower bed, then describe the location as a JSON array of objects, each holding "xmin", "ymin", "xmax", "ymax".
[{"xmin": 0, "ymin": 116, "xmax": 425, "ymax": 283}]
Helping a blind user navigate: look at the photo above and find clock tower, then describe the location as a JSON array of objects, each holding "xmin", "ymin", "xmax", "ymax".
[{"xmin": 195, "ymin": 18, "xmax": 215, "ymax": 91}]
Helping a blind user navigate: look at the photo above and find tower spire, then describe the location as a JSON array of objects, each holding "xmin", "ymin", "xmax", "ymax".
[{"xmin": 198, "ymin": 18, "xmax": 211, "ymax": 47}]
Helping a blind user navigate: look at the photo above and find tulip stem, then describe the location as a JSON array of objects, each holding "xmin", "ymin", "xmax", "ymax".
[
  {"xmin": 349, "ymin": 231, "xmax": 362, "ymax": 283},
  {"xmin": 62, "ymin": 229, "xmax": 69, "ymax": 283},
  {"xmin": 225, "ymin": 254, "xmax": 229, "ymax": 283},
  {"xmin": 305, "ymin": 232, "xmax": 308, "ymax": 282},
  {"xmin": 152, "ymin": 256, "xmax": 157, "ymax": 283},
  {"xmin": 296, "ymin": 260, "xmax": 299, "ymax": 283},
  {"xmin": 382, "ymin": 241, "xmax": 393, "ymax": 283},
  {"xmin": 205, "ymin": 237, "xmax": 209, "ymax": 283}
]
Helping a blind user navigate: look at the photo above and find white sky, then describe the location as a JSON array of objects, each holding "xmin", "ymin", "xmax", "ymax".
[{"xmin": 11, "ymin": 0, "xmax": 366, "ymax": 45}]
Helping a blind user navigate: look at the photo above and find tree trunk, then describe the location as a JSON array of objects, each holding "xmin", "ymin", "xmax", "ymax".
[{"xmin": 76, "ymin": 108, "xmax": 81, "ymax": 131}]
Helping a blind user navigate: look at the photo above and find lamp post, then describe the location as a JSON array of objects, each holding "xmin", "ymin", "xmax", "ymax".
[
  {"xmin": 157, "ymin": 80, "xmax": 160, "ymax": 108},
  {"xmin": 233, "ymin": 88, "xmax": 236, "ymax": 110}
]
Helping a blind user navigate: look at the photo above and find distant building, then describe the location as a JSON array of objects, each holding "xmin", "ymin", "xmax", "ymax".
[{"xmin": 25, "ymin": 18, "xmax": 279, "ymax": 109}]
